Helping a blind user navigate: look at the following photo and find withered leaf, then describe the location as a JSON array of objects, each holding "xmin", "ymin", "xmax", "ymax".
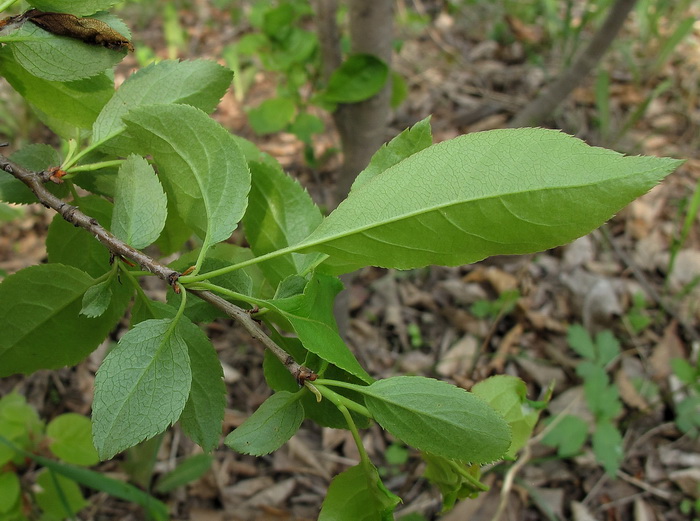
[{"xmin": 25, "ymin": 9, "xmax": 133, "ymax": 52}]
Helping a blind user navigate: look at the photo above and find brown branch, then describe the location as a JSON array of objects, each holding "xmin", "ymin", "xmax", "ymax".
[
  {"xmin": 0, "ymin": 153, "xmax": 315, "ymax": 382},
  {"xmin": 509, "ymin": 0, "xmax": 639, "ymax": 128}
]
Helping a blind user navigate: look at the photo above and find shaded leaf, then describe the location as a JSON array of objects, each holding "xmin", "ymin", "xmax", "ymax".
[
  {"xmin": 47, "ymin": 413, "xmax": 99, "ymax": 466},
  {"xmin": 35, "ymin": 469, "xmax": 87, "ymax": 518},
  {"xmin": 320, "ymin": 54, "xmax": 389, "ymax": 103},
  {"xmin": 0, "ymin": 144, "xmax": 67, "ymax": 204},
  {"xmin": 80, "ymin": 277, "xmax": 112, "ymax": 318},
  {"xmin": 27, "ymin": 1, "xmax": 120, "ymax": 16},
  {"xmin": 248, "ymin": 97, "xmax": 296, "ymax": 134},
  {"xmin": 154, "ymin": 454, "xmax": 213, "ymax": 493}
]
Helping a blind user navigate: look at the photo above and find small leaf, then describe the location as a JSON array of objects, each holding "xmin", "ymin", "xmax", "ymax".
[
  {"xmin": 92, "ymin": 318, "xmax": 191, "ymax": 460},
  {"xmin": 47, "ymin": 413, "xmax": 99, "ymax": 466},
  {"xmin": 319, "ymin": 464, "xmax": 400, "ymax": 521},
  {"xmin": 27, "ymin": 1, "xmax": 121, "ymax": 16},
  {"xmin": 122, "ymin": 104, "xmax": 250, "ymax": 250},
  {"xmin": 111, "ymin": 154, "xmax": 167, "ymax": 249},
  {"xmin": 594, "ymin": 330, "xmax": 620, "ymax": 367},
  {"xmin": 291, "ymin": 129, "xmax": 681, "ymax": 274},
  {"xmin": 248, "ymin": 97, "xmax": 296, "ymax": 135},
  {"xmin": 592, "ymin": 419, "xmax": 623, "ymax": 476},
  {"xmin": 541, "ymin": 414, "xmax": 589, "ymax": 457},
  {"xmin": 0, "ymin": 144, "xmax": 67, "ymax": 204},
  {"xmin": 242, "ymin": 160, "xmax": 323, "ymax": 286},
  {"xmin": 351, "ymin": 116, "xmax": 432, "ymax": 192},
  {"xmin": 288, "ymin": 112, "xmax": 324, "ymax": 144},
  {"xmin": 225, "ymin": 391, "xmax": 303, "ymax": 456},
  {"xmin": 92, "ymin": 60, "xmax": 233, "ymax": 152},
  {"xmin": 0, "ymin": 264, "xmax": 131, "ymax": 377},
  {"xmin": 567, "ymin": 324, "xmax": 595, "ymax": 360},
  {"xmin": 8, "ymin": 13, "xmax": 128, "ymax": 81},
  {"xmin": 321, "ymin": 54, "xmax": 389, "ymax": 103},
  {"xmin": 80, "ymin": 278, "xmax": 112, "ymax": 318},
  {"xmin": 35, "ymin": 469, "xmax": 88, "ymax": 518},
  {"xmin": 154, "ymin": 454, "xmax": 213, "ymax": 493},
  {"xmin": 0, "ymin": 472, "xmax": 20, "ymax": 514},
  {"xmin": 362, "ymin": 376, "xmax": 511, "ymax": 463},
  {"xmin": 422, "ymin": 453, "xmax": 484, "ymax": 510}
]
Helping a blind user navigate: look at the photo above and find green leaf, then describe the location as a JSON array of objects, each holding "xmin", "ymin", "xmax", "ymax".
[
  {"xmin": 35, "ymin": 469, "xmax": 88, "ymax": 519},
  {"xmin": 594, "ymin": 330, "xmax": 620, "ymax": 367},
  {"xmin": 242, "ymin": 161, "xmax": 323, "ymax": 286},
  {"xmin": 291, "ymin": 129, "xmax": 681, "ymax": 274},
  {"xmin": 80, "ymin": 277, "xmax": 112, "ymax": 318},
  {"xmin": 592, "ymin": 419, "xmax": 623, "ymax": 476},
  {"xmin": 567, "ymin": 324, "xmax": 595, "ymax": 360},
  {"xmin": 47, "ymin": 413, "xmax": 99, "ymax": 466},
  {"xmin": 362, "ymin": 376, "xmax": 511, "ymax": 463},
  {"xmin": 46, "ymin": 195, "xmax": 113, "ymax": 278},
  {"xmin": 0, "ymin": 264, "xmax": 131, "ymax": 377},
  {"xmin": 319, "ymin": 464, "xmax": 400, "ymax": 521},
  {"xmin": 111, "ymin": 154, "xmax": 167, "ymax": 249},
  {"xmin": 0, "ymin": 144, "xmax": 67, "ymax": 204},
  {"xmin": 471, "ymin": 375, "xmax": 539, "ymax": 458},
  {"xmin": 92, "ymin": 59, "xmax": 233, "ymax": 152},
  {"xmin": 265, "ymin": 274, "xmax": 373, "ymax": 384},
  {"xmin": 0, "ymin": 49, "xmax": 113, "ymax": 132},
  {"xmin": 0, "ymin": 202, "xmax": 21, "ymax": 222},
  {"xmin": 154, "ymin": 453, "xmax": 213, "ymax": 493},
  {"xmin": 288, "ymin": 112, "xmax": 324, "ymax": 144},
  {"xmin": 27, "ymin": 1, "xmax": 121, "ymax": 16},
  {"xmin": 541, "ymin": 414, "xmax": 589, "ymax": 457},
  {"xmin": 122, "ymin": 104, "xmax": 250, "ymax": 251},
  {"xmin": 321, "ymin": 54, "xmax": 389, "ymax": 103},
  {"xmin": 351, "ymin": 116, "xmax": 432, "ymax": 192},
  {"xmin": 248, "ymin": 97, "xmax": 296, "ymax": 134},
  {"xmin": 8, "ymin": 13, "xmax": 128, "ymax": 81},
  {"xmin": 0, "ymin": 472, "xmax": 20, "ymax": 514},
  {"xmin": 422, "ymin": 453, "xmax": 484, "ymax": 510},
  {"xmin": 225, "ymin": 391, "xmax": 304, "ymax": 456},
  {"xmin": 0, "ymin": 393, "xmax": 43, "ymax": 465},
  {"xmin": 154, "ymin": 199, "xmax": 193, "ymax": 256},
  {"xmin": 92, "ymin": 318, "xmax": 191, "ymax": 460},
  {"xmin": 577, "ymin": 362, "xmax": 621, "ymax": 420}
]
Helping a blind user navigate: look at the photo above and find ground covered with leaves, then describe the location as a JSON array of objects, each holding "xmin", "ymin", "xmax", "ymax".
[{"xmin": 1, "ymin": 2, "xmax": 699, "ymax": 520}]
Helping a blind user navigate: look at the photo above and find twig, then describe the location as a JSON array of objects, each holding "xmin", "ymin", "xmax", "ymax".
[{"xmin": 0, "ymin": 153, "xmax": 315, "ymax": 382}]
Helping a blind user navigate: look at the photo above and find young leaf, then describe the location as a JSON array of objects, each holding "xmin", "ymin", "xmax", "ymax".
[
  {"xmin": 422, "ymin": 453, "xmax": 484, "ymax": 510},
  {"xmin": 592, "ymin": 419, "xmax": 623, "ymax": 476},
  {"xmin": 92, "ymin": 60, "xmax": 233, "ymax": 152},
  {"xmin": 248, "ymin": 97, "xmax": 296, "ymax": 135},
  {"xmin": 319, "ymin": 54, "xmax": 389, "ymax": 103},
  {"xmin": 225, "ymin": 391, "xmax": 304, "ymax": 456},
  {"xmin": 0, "ymin": 49, "xmax": 113, "ymax": 132},
  {"xmin": 111, "ymin": 154, "xmax": 167, "ymax": 249},
  {"xmin": 35, "ymin": 469, "xmax": 88, "ymax": 518},
  {"xmin": 0, "ymin": 264, "xmax": 130, "ymax": 377},
  {"xmin": 122, "ymin": 104, "xmax": 250, "ymax": 252},
  {"xmin": 319, "ymin": 464, "xmax": 400, "ymax": 521},
  {"xmin": 154, "ymin": 453, "xmax": 213, "ymax": 493},
  {"xmin": 0, "ymin": 143, "xmax": 66, "ymax": 204},
  {"xmin": 265, "ymin": 274, "xmax": 373, "ymax": 384},
  {"xmin": 7, "ymin": 13, "xmax": 128, "ymax": 81},
  {"xmin": 242, "ymin": 160, "xmax": 323, "ymax": 286},
  {"xmin": 0, "ymin": 472, "xmax": 20, "ymax": 514},
  {"xmin": 351, "ymin": 116, "xmax": 433, "ymax": 192},
  {"xmin": 80, "ymin": 277, "xmax": 113, "ymax": 318},
  {"xmin": 46, "ymin": 195, "xmax": 113, "ymax": 277},
  {"xmin": 362, "ymin": 376, "xmax": 511, "ymax": 463},
  {"xmin": 540, "ymin": 414, "xmax": 589, "ymax": 457},
  {"xmin": 27, "ymin": 1, "xmax": 121, "ymax": 16},
  {"xmin": 92, "ymin": 318, "xmax": 191, "ymax": 460},
  {"xmin": 46, "ymin": 413, "xmax": 99, "ymax": 466},
  {"xmin": 291, "ymin": 129, "xmax": 682, "ymax": 274}
]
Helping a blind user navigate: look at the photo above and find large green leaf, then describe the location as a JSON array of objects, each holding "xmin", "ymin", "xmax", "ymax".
[
  {"xmin": 7, "ymin": 13, "xmax": 128, "ymax": 81},
  {"xmin": 362, "ymin": 376, "xmax": 511, "ymax": 463},
  {"xmin": 27, "ymin": 1, "xmax": 121, "ymax": 16},
  {"xmin": 111, "ymin": 154, "xmax": 167, "ymax": 249},
  {"xmin": 0, "ymin": 264, "xmax": 130, "ymax": 377},
  {"xmin": 0, "ymin": 49, "xmax": 113, "ymax": 131},
  {"xmin": 92, "ymin": 60, "xmax": 233, "ymax": 152},
  {"xmin": 225, "ymin": 391, "xmax": 303, "ymax": 456},
  {"xmin": 265, "ymin": 274, "xmax": 372, "ymax": 384},
  {"xmin": 242, "ymin": 160, "xmax": 323, "ymax": 286},
  {"xmin": 92, "ymin": 318, "xmax": 191, "ymax": 460},
  {"xmin": 290, "ymin": 128, "xmax": 681, "ymax": 274},
  {"xmin": 319, "ymin": 464, "xmax": 400, "ymax": 521},
  {"xmin": 122, "ymin": 104, "xmax": 250, "ymax": 254}
]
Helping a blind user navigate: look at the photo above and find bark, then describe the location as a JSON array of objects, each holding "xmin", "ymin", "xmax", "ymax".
[{"xmin": 510, "ymin": 0, "xmax": 639, "ymax": 128}]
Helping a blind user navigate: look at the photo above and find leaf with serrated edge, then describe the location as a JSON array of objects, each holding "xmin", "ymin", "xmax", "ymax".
[
  {"xmin": 363, "ymin": 376, "xmax": 511, "ymax": 463},
  {"xmin": 291, "ymin": 128, "xmax": 681, "ymax": 274},
  {"xmin": 80, "ymin": 278, "xmax": 112, "ymax": 318},
  {"xmin": 225, "ymin": 391, "xmax": 303, "ymax": 456},
  {"xmin": 0, "ymin": 264, "xmax": 131, "ymax": 377},
  {"xmin": 92, "ymin": 60, "xmax": 233, "ymax": 152},
  {"xmin": 122, "ymin": 105, "xmax": 250, "ymax": 261},
  {"xmin": 264, "ymin": 274, "xmax": 372, "ymax": 384},
  {"xmin": 242, "ymin": 160, "xmax": 323, "ymax": 286},
  {"xmin": 27, "ymin": 1, "xmax": 120, "ymax": 16},
  {"xmin": 8, "ymin": 14, "xmax": 127, "ymax": 81},
  {"xmin": 92, "ymin": 318, "xmax": 191, "ymax": 460},
  {"xmin": 111, "ymin": 154, "xmax": 167, "ymax": 249},
  {"xmin": 319, "ymin": 464, "xmax": 400, "ymax": 521},
  {"xmin": 351, "ymin": 116, "xmax": 432, "ymax": 192},
  {"xmin": 0, "ymin": 49, "xmax": 113, "ymax": 131}
]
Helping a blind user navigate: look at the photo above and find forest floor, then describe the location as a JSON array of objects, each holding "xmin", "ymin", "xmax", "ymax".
[{"xmin": 0, "ymin": 2, "xmax": 699, "ymax": 521}]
